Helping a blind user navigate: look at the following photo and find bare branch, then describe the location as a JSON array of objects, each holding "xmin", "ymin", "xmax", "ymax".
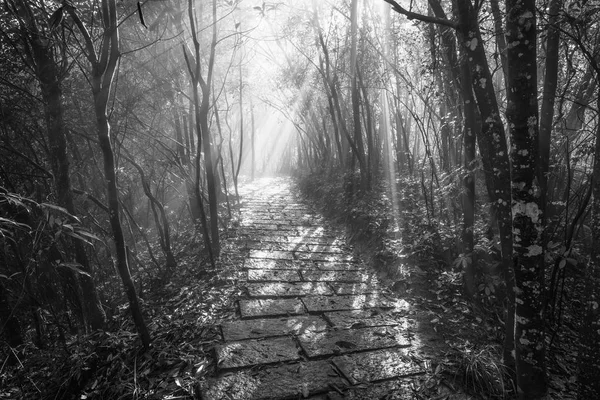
[{"xmin": 382, "ymin": 0, "xmax": 458, "ymax": 29}]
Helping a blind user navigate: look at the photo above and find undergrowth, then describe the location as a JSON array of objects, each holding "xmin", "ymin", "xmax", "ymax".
[{"xmin": 0, "ymin": 232, "xmax": 243, "ymax": 400}]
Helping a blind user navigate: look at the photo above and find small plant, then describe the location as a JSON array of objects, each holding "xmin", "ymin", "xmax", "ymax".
[{"xmin": 448, "ymin": 342, "xmax": 512, "ymax": 399}]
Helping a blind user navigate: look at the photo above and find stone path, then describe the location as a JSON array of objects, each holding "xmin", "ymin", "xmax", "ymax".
[{"xmin": 202, "ymin": 177, "xmax": 428, "ymax": 400}]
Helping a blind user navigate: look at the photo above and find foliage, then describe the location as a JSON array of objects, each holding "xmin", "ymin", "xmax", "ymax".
[{"xmin": 0, "ymin": 236, "xmax": 240, "ymax": 399}]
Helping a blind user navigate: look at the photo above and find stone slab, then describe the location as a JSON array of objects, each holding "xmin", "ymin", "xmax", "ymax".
[
  {"xmin": 341, "ymin": 378, "xmax": 417, "ymax": 400},
  {"xmin": 247, "ymin": 236, "xmax": 343, "ymax": 246},
  {"xmin": 294, "ymin": 228, "xmax": 338, "ymax": 239},
  {"xmin": 329, "ymin": 283, "xmax": 381, "ymax": 295},
  {"xmin": 244, "ymin": 259, "xmax": 309, "ymax": 270},
  {"xmin": 298, "ymin": 326, "xmax": 410, "ymax": 358},
  {"xmin": 239, "ymin": 298, "xmax": 305, "ymax": 318},
  {"xmin": 247, "ymin": 269, "xmax": 300, "ymax": 282},
  {"xmin": 216, "ymin": 336, "xmax": 300, "ymax": 369},
  {"xmin": 242, "ymin": 219, "xmax": 322, "ymax": 228},
  {"xmin": 245, "ymin": 282, "xmax": 334, "ymax": 297},
  {"xmin": 249, "ymin": 250, "xmax": 351, "ymax": 263},
  {"xmin": 301, "ymin": 270, "xmax": 376, "ymax": 283},
  {"xmin": 249, "ymin": 250, "xmax": 296, "ymax": 260},
  {"xmin": 202, "ymin": 360, "xmax": 347, "ymax": 400},
  {"xmin": 246, "ymin": 241, "xmax": 346, "ymax": 254},
  {"xmin": 332, "ymin": 348, "xmax": 426, "ymax": 384},
  {"xmin": 324, "ymin": 310, "xmax": 411, "ymax": 329},
  {"xmin": 301, "ymin": 295, "xmax": 398, "ymax": 313},
  {"xmin": 296, "ymin": 252, "xmax": 354, "ymax": 262},
  {"xmin": 221, "ymin": 316, "xmax": 329, "ymax": 341},
  {"xmin": 313, "ymin": 262, "xmax": 365, "ymax": 271},
  {"xmin": 240, "ymin": 224, "xmax": 299, "ymax": 232}
]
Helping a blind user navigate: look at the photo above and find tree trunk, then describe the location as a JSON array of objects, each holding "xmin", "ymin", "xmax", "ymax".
[
  {"xmin": 577, "ymin": 88, "xmax": 600, "ymax": 399},
  {"xmin": 452, "ymin": 0, "xmax": 515, "ymax": 375},
  {"xmin": 458, "ymin": 41, "xmax": 476, "ymax": 299},
  {"xmin": 506, "ymin": 1, "xmax": 547, "ymax": 397},
  {"xmin": 15, "ymin": 1, "xmax": 107, "ymax": 332},
  {"xmin": 67, "ymin": 0, "xmax": 150, "ymax": 348},
  {"xmin": 538, "ymin": 0, "xmax": 561, "ymax": 222}
]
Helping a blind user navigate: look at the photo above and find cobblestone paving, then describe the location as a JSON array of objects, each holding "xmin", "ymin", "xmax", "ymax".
[{"xmin": 202, "ymin": 177, "xmax": 427, "ymax": 400}]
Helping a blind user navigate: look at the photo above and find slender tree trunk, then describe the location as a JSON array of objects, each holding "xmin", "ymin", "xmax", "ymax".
[
  {"xmin": 489, "ymin": 0, "xmax": 508, "ymax": 85},
  {"xmin": 577, "ymin": 89, "xmax": 600, "ymax": 399},
  {"xmin": 506, "ymin": 1, "xmax": 547, "ymax": 397},
  {"xmin": 459, "ymin": 43, "xmax": 476, "ymax": 299},
  {"xmin": 538, "ymin": 0, "xmax": 560, "ymax": 223},
  {"xmin": 66, "ymin": 0, "xmax": 150, "ymax": 347},
  {"xmin": 250, "ymin": 99, "xmax": 256, "ymax": 180}
]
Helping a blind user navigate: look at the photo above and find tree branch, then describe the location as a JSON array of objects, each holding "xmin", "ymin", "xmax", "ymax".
[{"xmin": 382, "ymin": 0, "xmax": 458, "ymax": 29}]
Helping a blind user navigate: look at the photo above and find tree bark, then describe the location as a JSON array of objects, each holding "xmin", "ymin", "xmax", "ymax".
[
  {"xmin": 538, "ymin": 0, "xmax": 561, "ymax": 221},
  {"xmin": 66, "ymin": 0, "xmax": 150, "ymax": 348},
  {"xmin": 577, "ymin": 88, "xmax": 600, "ymax": 399},
  {"xmin": 451, "ymin": 0, "xmax": 516, "ymax": 374},
  {"xmin": 458, "ymin": 41, "xmax": 476, "ymax": 299},
  {"xmin": 505, "ymin": 1, "xmax": 547, "ymax": 397}
]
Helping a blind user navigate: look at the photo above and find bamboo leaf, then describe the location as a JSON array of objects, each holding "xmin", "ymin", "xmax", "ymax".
[
  {"xmin": 137, "ymin": 2, "xmax": 147, "ymax": 28},
  {"xmin": 57, "ymin": 262, "xmax": 91, "ymax": 278},
  {"xmin": 49, "ymin": 6, "xmax": 64, "ymax": 31}
]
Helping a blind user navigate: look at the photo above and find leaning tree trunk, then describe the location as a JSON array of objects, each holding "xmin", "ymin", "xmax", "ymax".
[
  {"xmin": 450, "ymin": 0, "xmax": 516, "ymax": 375},
  {"xmin": 506, "ymin": 0, "xmax": 547, "ymax": 397}
]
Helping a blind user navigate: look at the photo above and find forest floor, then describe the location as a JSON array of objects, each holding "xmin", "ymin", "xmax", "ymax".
[{"xmin": 1, "ymin": 176, "xmax": 579, "ymax": 399}]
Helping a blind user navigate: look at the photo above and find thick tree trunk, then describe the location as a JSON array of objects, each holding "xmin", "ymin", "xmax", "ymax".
[
  {"xmin": 577, "ymin": 88, "xmax": 600, "ymax": 399},
  {"xmin": 505, "ymin": 1, "xmax": 547, "ymax": 397},
  {"xmin": 452, "ymin": 0, "xmax": 515, "ymax": 374}
]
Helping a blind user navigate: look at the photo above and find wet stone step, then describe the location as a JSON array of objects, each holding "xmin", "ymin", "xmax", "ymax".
[
  {"xmin": 248, "ymin": 250, "xmax": 296, "ymax": 260},
  {"xmin": 249, "ymin": 250, "xmax": 352, "ymax": 262},
  {"xmin": 221, "ymin": 315, "xmax": 328, "ymax": 341},
  {"xmin": 241, "ymin": 224, "xmax": 299, "ymax": 231},
  {"xmin": 241, "ymin": 219, "xmax": 322, "ymax": 227},
  {"xmin": 239, "ymin": 298, "xmax": 306, "ymax": 318},
  {"xmin": 301, "ymin": 270, "xmax": 375, "ymax": 283},
  {"xmin": 244, "ymin": 259, "xmax": 309, "ymax": 270},
  {"xmin": 313, "ymin": 262, "xmax": 365, "ymax": 271},
  {"xmin": 245, "ymin": 242, "xmax": 347, "ymax": 254},
  {"xmin": 332, "ymin": 348, "xmax": 426, "ymax": 384},
  {"xmin": 244, "ymin": 209, "xmax": 316, "ymax": 221},
  {"xmin": 216, "ymin": 336, "xmax": 300, "ymax": 369},
  {"xmin": 202, "ymin": 360, "xmax": 347, "ymax": 400},
  {"xmin": 299, "ymin": 253, "xmax": 354, "ymax": 262},
  {"xmin": 244, "ymin": 235, "xmax": 343, "ymax": 246},
  {"xmin": 341, "ymin": 378, "xmax": 419, "ymax": 400},
  {"xmin": 247, "ymin": 269, "xmax": 301, "ymax": 282},
  {"xmin": 325, "ymin": 309, "xmax": 412, "ymax": 329},
  {"xmin": 302, "ymin": 294, "xmax": 398, "ymax": 313},
  {"xmin": 329, "ymin": 282, "xmax": 381, "ymax": 295},
  {"xmin": 298, "ymin": 326, "xmax": 410, "ymax": 358},
  {"xmin": 245, "ymin": 282, "xmax": 334, "ymax": 298}
]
